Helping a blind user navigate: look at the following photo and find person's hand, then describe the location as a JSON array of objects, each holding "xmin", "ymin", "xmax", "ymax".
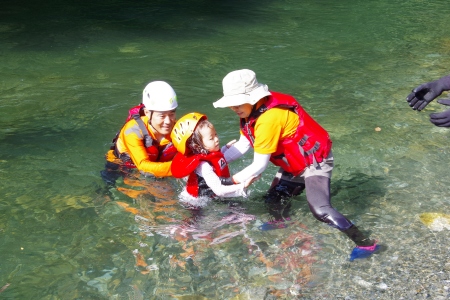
[
  {"xmin": 226, "ymin": 139, "xmax": 237, "ymax": 148},
  {"xmin": 406, "ymin": 75, "xmax": 450, "ymax": 111},
  {"xmin": 243, "ymin": 175, "xmax": 261, "ymax": 189},
  {"xmin": 430, "ymin": 99, "xmax": 450, "ymax": 127},
  {"xmin": 221, "ymin": 139, "xmax": 237, "ymax": 153}
]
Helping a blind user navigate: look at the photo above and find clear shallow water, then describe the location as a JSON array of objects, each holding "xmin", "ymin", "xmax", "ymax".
[{"xmin": 1, "ymin": 0, "xmax": 450, "ymax": 298}]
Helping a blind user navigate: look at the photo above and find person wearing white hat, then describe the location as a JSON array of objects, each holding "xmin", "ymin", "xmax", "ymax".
[
  {"xmin": 213, "ymin": 69, "xmax": 379, "ymax": 261},
  {"xmin": 103, "ymin": 81, "xmax": 178, "ymax": 180}
]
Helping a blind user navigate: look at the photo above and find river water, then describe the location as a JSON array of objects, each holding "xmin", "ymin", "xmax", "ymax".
[{"xmin": 1, "ymin": 0, "xmax": 450, "ymax": 299}]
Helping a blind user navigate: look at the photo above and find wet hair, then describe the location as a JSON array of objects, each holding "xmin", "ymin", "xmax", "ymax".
[{"xmin": 187, "ymin": 119, "xmax": 214, "ymax": 155}]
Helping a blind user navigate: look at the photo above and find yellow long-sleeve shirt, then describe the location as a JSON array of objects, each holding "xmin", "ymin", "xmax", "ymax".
[{"xmin": 112, "ymin": 115, "xmax": 173, "ymax": 177}]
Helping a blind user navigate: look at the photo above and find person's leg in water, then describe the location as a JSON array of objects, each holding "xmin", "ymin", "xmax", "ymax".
[
  {"xmin": 100, "ymin": 161, "xmax": 124, "ymax": 187},
  {"xmin": 261, "ymin": 171, "xmax": 305, "ymax": 230},
  {"xmin": 101, "ymin": 150, "xmax": 138, "ymax": 188},
  {"xmin": 100, "ymin": 158, "xmax": 132, "ymax": 200},
  {"xmin": 182, "ymin": 206, "xmax": 204, "ymax": 226},
  {"xmin": 304, "ymin": 175, "xmax": 379, "ymax": 261}
]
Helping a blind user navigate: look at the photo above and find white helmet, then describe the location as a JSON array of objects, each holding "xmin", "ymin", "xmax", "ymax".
[{"xmin": 142, "ymin": 81, "xmax": 178, "ymax": 111}]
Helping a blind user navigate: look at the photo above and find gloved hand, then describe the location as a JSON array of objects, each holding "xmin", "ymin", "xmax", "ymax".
[
  {"xmin": 430, "ymin": 99, "xmax": 450, "ymax": 127},
  {"xmin": 406, "ymin": 75, "xmax": 450, "ymax": 111}
]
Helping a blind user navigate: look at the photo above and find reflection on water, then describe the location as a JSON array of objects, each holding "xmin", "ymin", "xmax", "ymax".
[
  {"xmin": 1, "ymin": 0, "xmax": 450, "ymax": 298},
  {"xmin": 96, "ymin": 173, "xmax": 322, "ymax": 298}
]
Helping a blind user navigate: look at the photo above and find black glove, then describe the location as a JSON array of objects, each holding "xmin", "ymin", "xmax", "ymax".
[
  {"xmin": 430, "ymin": 99, "xmax": 450, "ymax": 127},
  {"xmin": 406, "ymin": 75, "xmax": 450, "ymax": 111}
]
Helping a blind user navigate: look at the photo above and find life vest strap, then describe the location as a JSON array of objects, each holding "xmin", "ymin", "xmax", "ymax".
[
  {"xmin": 133, "ymin": 115, "xmax": 153, "ymax": 149},
  {"xmin": 305, "ymin": 141, "xmax": 320, "ymax": 156},
  {"xmin": 299, "ymin": 134, "xmax": 309, "ymax": 146}
]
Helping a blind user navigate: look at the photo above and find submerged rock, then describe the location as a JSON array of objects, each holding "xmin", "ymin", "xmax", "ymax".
[{"xmin": 419, "ymin": 213, "xmax": 450, "ymax": 231}]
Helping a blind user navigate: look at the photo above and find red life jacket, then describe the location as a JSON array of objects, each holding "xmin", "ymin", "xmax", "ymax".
[
  {"xmin": 240, "ymin": 91, "xmax": 332, "ymax": 176},
  {"xmin": 111, "ymin": 103, "xmax": 177, "ymax": 168},
  {"xmin": 171, "ymin": 151, "xmax": 231, "ymax": 197}
]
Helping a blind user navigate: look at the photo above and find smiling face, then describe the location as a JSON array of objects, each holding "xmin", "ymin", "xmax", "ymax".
[
  {"xmin": 229, "ymin": 103, "xmax": 253, "ymax": 118},
  {"xmin": 198, "ymin": 124, "xmax": 220, "ymax": 152},
  {"xmin": 146, "ymin": 109, "xmax": 176, "ymax": 137}
]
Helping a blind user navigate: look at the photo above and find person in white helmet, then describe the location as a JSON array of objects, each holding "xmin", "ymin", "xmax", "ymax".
[{"xmin": 102, "ymin": 81, "xmax": 178, "ymax": 181}]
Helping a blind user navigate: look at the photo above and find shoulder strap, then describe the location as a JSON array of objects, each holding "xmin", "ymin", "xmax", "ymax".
[
  {"xmin": 110, "ymin": 103, "xmax": 146, "ymax": 152},
  {"xmin": 133, "ymin": 115, "xmax": 153, "ymax": 148}
]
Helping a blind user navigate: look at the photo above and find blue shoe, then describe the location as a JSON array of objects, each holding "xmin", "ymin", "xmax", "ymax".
[
  {"xmin": 258, "ymin": 218, "xmax": 290, "ymax": 231},
  {"xmin": 350, "ymin": 243, "xmax": 380, "ymax": 261}
]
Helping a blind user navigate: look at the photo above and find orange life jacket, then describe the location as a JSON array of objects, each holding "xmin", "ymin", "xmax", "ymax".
[{"xmin": 110, "ymin": 104, "xmax": 177, "ymax": 168}]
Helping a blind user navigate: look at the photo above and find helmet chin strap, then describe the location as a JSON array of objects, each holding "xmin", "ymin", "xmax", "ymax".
[
  {"xmin": 147, "ymin": 111, "xmax": 166, "ymax": 143},
  {"xmin": 148, "ymin": 111, "xmax": 158, "ymax": 133}
]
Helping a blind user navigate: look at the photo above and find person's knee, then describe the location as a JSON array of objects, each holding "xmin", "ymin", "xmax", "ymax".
[
  {"xmin": 310, "ymin": 205, "xmax": 331, "ymax": 222},
  {"xmin": 265, "ymin": 179, "xmax": 305, "ymax": 203},
  {"xmin": 309, "ymin": 205, "xmax": 351, "ymax": 230}
]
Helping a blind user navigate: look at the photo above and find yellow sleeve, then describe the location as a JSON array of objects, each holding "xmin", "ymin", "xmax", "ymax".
[
  {"xmin": 124, "ymin": 129, "xmax": 173, "ymax": 177},
  {"xmin": 117, "ymin": 119, "xmax": 173, "ymax": 177},
  {"xmin": 137, "ymin": 160, "xmax": 172, "ymax": 177},
  {"xmin": 253, "ymin": 108, "xmax": 299, "ymax": 154}
]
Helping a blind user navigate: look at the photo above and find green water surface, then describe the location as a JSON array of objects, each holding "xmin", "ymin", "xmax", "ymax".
[{"xmin": 1, "ymin": 0, "xmax": 450, "ymax": 298}]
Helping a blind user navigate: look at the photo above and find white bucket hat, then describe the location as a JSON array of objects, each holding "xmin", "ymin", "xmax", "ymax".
[{"xmin": 213, "ymin": 69, "xmax": 271, "ymax": 108}]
